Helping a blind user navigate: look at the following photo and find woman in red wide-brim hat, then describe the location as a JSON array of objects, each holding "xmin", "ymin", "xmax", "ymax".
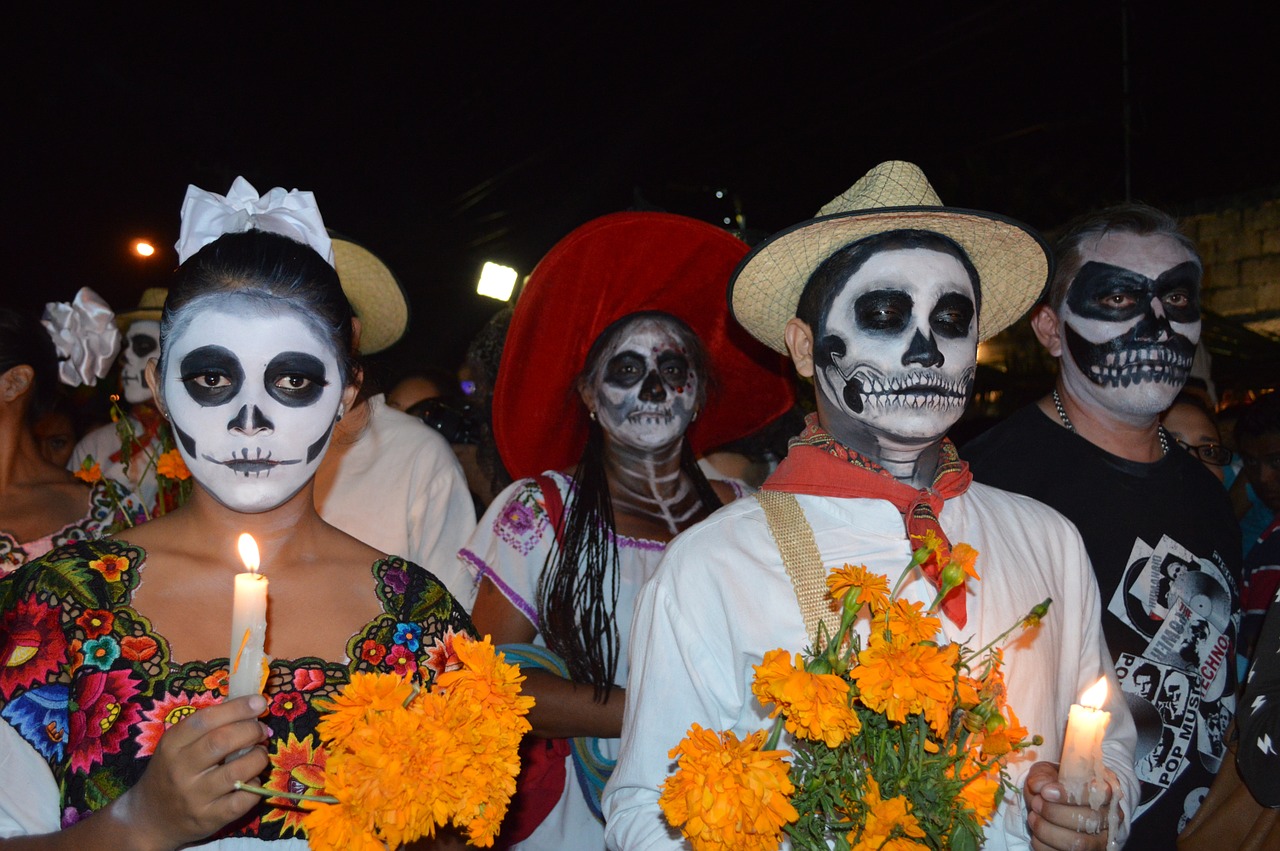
[{"xmin": 459, "ymin": 212, "xmax": 794, "ymax": 848}]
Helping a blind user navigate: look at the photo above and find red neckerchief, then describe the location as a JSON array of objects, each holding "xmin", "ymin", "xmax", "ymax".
[
  {"xmin": 761, "ymin": 413, "xmax": 973, "ymax": 627},
  {"xmin": 108, "ymin": 404, "xmax": 164, "ymax": 465}
]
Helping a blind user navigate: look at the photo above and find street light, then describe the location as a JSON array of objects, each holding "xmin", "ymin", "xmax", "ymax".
[
  {"xmin": 134, "ymin": 240, "xmax": 155, "ymax": 257},
  {"xmin": 476, "ymin": 261, "xmax": 518, "ymax": 301}
]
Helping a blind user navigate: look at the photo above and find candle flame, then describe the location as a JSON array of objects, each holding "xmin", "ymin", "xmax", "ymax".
[
  {"xmin": 237, "ymin": 533, "xmax": 260, "ymax": 573},
  {"xmin": 1081, "ymin": 677, "xmax": 1108, "ymax": 709}
]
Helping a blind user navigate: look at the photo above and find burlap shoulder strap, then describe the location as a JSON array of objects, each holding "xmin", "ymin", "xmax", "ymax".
[{"xmin": 756, "ymin": 490, "xmax": 839, "ymax": 642}]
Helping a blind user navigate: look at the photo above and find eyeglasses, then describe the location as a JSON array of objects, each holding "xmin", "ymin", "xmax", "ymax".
[{"xmin": 1175, "ymin": 439, "xmax": 1233, "ymax": 467}]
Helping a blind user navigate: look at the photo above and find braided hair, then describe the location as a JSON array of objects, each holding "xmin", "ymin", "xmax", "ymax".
[{"xmin": 534, "ymin": 312, "xmax": 723, "ymax": 701}]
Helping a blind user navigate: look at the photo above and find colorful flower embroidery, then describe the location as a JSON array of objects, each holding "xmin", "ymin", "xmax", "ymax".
[
  {"xmin": 270, "ymin": 691, "xmax": 308, "ymax": 722},
  {"xmin": 495, "ymin": 487, "xmax": 547, "ymax": 556},
  {"xmin": 0, "ymin": 542, "xmax": 473, "ymax": 843},
  {"xmin": 386, "ymin": 645, "xmax": 418, "ymax": 676},
  {"xmin": 262, "ymin": 732, "xmax": 328, "ymax": 836},
  {"xmin": 76, "ymin": 610, "xmax": 114, "ymax": 639},
  {"xmin": 360, "ymin": 640, "xmax": 388, "ymax": 665},
  {"xmin": 293, "ymin": 668, "xmax": 325, "ymax": 692},
  {"xmin": 0, "ymin": 596, "xmax": 68, "ymax": 700},
  {"xmin": 424, "ymin": 628, "xmax": 462, "ymax": 678},
  {"xmin": 203, "ymin": 670, "xmax": 229, "ymax": 695},
  {"xmin": 393, "ymin": 622, "xmax": 421, "ymax": 652},
  {"xmin": 120, "ymin": 635, "xmax": 159, "ymax": 662},
  {"xmin": 82, "ymin": 636, "xmax": 121, "ymax": 671},
  {"xmin": 88, "ymin": 554, "xmax": 129, "ymax": 581},
  {"xmin": 1, "ymin": 685, "xmax": 70, "ymax": 762},
  {"xmin": 135, "ymin": 691, "xmax": 219, "ymax": 757},
  {"xmin": 67, "ymin": 669, "xmax": 143, "ymax": 774}
]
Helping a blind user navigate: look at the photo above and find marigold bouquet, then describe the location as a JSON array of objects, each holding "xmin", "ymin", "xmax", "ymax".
[
  {"xmin": 659, "ymin": 533, "xmax": 1049, "ymax": 851},
  {"xmin": 238, "ymin": 633, "xmax": 534, "ymax": 849}
]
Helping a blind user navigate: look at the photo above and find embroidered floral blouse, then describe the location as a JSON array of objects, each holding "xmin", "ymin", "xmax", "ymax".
[
  {"xmin": 0, "ymin": 540, "xmax": 474, "ymax": 842},
  {"xmin": 0, "ymin": 480, "xmax": 145, "ymax": 575}
]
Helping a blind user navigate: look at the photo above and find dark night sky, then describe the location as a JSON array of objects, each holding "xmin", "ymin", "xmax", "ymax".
[{"xmin": 7, "ymin": 3, "xmax": 1278, "ymax": 381}]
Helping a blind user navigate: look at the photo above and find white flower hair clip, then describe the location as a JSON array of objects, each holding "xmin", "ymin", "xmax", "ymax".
[
  {"xmin": 41, "ymin": 287, "xmax": 122, "ymax": 387},
  {"xmin": 174, "ymin": 176, "xmax": 333, "ymax": 266}
]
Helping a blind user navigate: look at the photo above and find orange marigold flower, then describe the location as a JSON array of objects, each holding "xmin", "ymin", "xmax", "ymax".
[
  {"xmin": 849, "ymin": 776, "xmax": 927, "ymax": 851},
  {"xmin": 303, "ymin": 797, "xmax": 382, "ymax": 851},
  {"xmin": 911, "ymin": 528, "xmax": 948, "ymax": 563},
  {"xmin": 827, "ymin": 563, "xmax": 891, "ymax": 614},
  {"xmin": 156, "ymin": 449, "xmax": 191, "ymax": 480},
  {"xmin": 752, "ymin": 649, "xmax": 861, "ymax": 747},
  {"xmin": 883, "ymin": 599, "xmax": 942, "ymax": 644},
  {"xmin": 952, "ymin": 752, "xmax": 1003, "ymax": 825},
  {"xmin": 435, "ymin": 633, "xmax": 535, "ymax": 721},
  {"xmin": 977, "ymin": 704, "xmax": 1028, "ymax": 758},
  {"xmin": 315, "ymin": 671, "xmax": 416, "ymax": 745},
  {"xmin": 949, "ymin": 543, "xmax": 980, "ymax": 582},
  {"xmin": 75, "ymin": 459, "xmax": 102, "ymax": 484},
  {"xmin": 850, "ymin": 634, "xmax": 955, "ymax": 731},
  {"xmin": 660, "ymin": 724, "xmax": 797, "ymax": 851}
]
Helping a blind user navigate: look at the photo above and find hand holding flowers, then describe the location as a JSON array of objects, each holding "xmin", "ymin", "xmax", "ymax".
[{"xmin": 660, "ymin": 535, "xmax": 1050, "ymax": 851}]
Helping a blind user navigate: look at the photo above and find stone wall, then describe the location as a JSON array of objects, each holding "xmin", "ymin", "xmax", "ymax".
[{"xmin": 1182, "ymin": 198, "xmax": 1280, "ymax": 337}]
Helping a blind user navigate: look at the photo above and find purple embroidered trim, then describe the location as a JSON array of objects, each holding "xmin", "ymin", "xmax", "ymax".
[{"xmin": 460, "ymin": 548, "xmax": 539, "ymax": 628}]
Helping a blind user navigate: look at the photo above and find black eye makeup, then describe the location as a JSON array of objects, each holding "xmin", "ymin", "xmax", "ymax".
[
  {"xmin": 264, "ymin": 352, "xmax": 329, "ymax": 407},
  {"xmin": 656, "ymin": 351, "xmax": 690, "ymax": 388},
  {"xmin": 130, "ymin": 334, "xmax": 158, "ymax": 357},
  {"xmin": 1068, "ymin": 261, "xmax": 1202, "ymax": 324},
  {"xmin": 854, "ymin": 290, "xmax": 913, "ymax": 333},
  {"xmin": 179, "ymin": 345, "xmax": 244, "ymax": 407},
  {"xmin": 930, "ymin": 292, "xmax": 976, "ymax": 339},
  {"xmin": 604, "ymin": 352, "xmax": 647, "ymax": 388}
]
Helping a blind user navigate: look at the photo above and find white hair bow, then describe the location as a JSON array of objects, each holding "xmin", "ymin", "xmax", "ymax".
[
  {"xmin": 42, "ymin": 287, "xmax": 122, "ymax": 387},
  {"xmin": 174, "ymin": 176, "xmax": 333, "ymax": 266}
]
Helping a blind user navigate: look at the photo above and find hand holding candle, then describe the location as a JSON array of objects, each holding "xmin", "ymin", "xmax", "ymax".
[
  {"xmin": 1059, "ymin": 676, "xmax": 1111, "ymax": 809},
  {"xmin": 228, "ymin": 533, "xmax": 269, "ymax": 700}
]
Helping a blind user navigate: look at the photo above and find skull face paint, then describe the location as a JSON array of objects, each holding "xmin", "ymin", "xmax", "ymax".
[
  {"xmin": 814, "ymin": 247, "xmax": 977, "ymax": 446},
  {"xmin": 120, "ymin": 320, "xmax": 160, "ymax": 405},
  {"xmin": 589, "ymin": 317, "xmax": 699, "ymax": 452},
  {"xmin": 1059, "ymin": 231, "xmax": 1202, "ymax": 419},
  {"xmin": 160, "ymin": 302, "xmax": 344, "ymax": 512}
]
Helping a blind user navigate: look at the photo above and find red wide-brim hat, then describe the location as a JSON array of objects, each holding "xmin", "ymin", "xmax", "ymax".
[{"xmin": 495, "ymin": 212, "xmax": 795, "ymax": 481}]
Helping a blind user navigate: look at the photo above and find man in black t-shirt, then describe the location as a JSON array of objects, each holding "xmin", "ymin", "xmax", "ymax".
[{"xmin": 964, "ymin": 204, "xmax": 1242, "ymax": 848}]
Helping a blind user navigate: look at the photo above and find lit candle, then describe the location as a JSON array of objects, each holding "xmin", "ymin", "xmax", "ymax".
[
  {"xmin": 1059, "ymin": 677, "xmax": 1111, "ymax": 809},
  {"xmin": 228, "ymin": 533, "xmax": 269, "ymax": 700}
]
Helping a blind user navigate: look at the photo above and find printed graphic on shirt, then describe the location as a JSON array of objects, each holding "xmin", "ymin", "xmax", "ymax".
[{"xmin": 1108, "ymin": 534, "xmax": 1237, "ymax": 819}]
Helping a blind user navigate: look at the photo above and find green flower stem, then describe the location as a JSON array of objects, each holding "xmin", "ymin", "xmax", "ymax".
[
  {"xmin": 764, "ymin": 715, "xmax": 787, "ymax": 751},
  {"xmin": 967, "ymin": 598, "xmax": 1053, "ymax": 661},
  {"xmin": 233, "ymin": 781, "xmax": 339, "ymax": 805},
  {"xmin": 107, "ymin": 399, "xmax": 153, "ymax": 522}
]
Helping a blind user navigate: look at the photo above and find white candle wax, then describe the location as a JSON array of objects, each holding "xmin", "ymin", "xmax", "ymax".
[
  {"xmin": 1059, "ymin": 677, "xmax": 1111, "ymax": 808},
  {"xmin": 228, "ymin": 534, "xmax": 269, "ymax": 699}
]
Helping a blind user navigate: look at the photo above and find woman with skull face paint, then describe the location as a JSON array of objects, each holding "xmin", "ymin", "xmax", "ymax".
[
  {"xmin": 0, "ymin": 303, "xmax": 141, "ymax": 572},
  {"xmin": 0, "ymin": 181, "xmax": 473, "ymax": 849},
  {"xmin": 459, "ymin": 213, "xmax": 794, "ymax": 848},
  {"xmin": 69, "ymin": 288, "xmax": 175, "ymax": 514}
]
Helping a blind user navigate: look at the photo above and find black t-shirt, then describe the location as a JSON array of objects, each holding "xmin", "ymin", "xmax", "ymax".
[{"xmin": 964, "ymin": 404, "xmax": 1242, "ymax": 847}]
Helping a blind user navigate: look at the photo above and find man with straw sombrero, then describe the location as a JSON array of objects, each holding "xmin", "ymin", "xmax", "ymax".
[{"xmin": 604, "ymin": 162, "xmax": 1138, "ymax": 850}]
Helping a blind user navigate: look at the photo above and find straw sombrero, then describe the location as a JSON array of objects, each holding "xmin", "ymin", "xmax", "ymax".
[
  {"xmin": 495, "ymin": 212, "xmax": 795, "ymax": 481},
  {"xmin": 729, "ymin": 161, "xmax": 1051, "ymax": 352},
  {"xmin": 332, "ymin": 236, "xmax": 409, "ymax": 354},
  {"xmin": 114, "ymin": 288, "xmax": 167, "ymax": 330}
]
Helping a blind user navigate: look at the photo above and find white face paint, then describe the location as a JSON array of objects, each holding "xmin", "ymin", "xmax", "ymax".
[
  {"xmin": 814, "ymin": 247, "xmax": 977, "ymax": 447},
  {"xmin": 1058, "ymin": 231, "xmax": 1202, "ymax": 421},
  {"xmin": 589, "ymin": 317, "xmax": 699, "ymax": 452},
  {"xmin": 120, "ymin": 320, "xmax": 160, "ymax": 405},
  {"xmin": 161, "ymin": 302, "xmax": 344, "ymax": 512}
]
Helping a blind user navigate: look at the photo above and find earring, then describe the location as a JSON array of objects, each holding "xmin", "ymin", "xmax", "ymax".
[
  {"xmin": 337, "ymin": 404, "xmax": 346, "ymax": 421},
  {"xmin": 589, "ymin": 410, "xmax": 597, "ymax": 422},
  {"xmin": 692, "ymin": 409, "xmax": 700, "ymax": 422}
]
